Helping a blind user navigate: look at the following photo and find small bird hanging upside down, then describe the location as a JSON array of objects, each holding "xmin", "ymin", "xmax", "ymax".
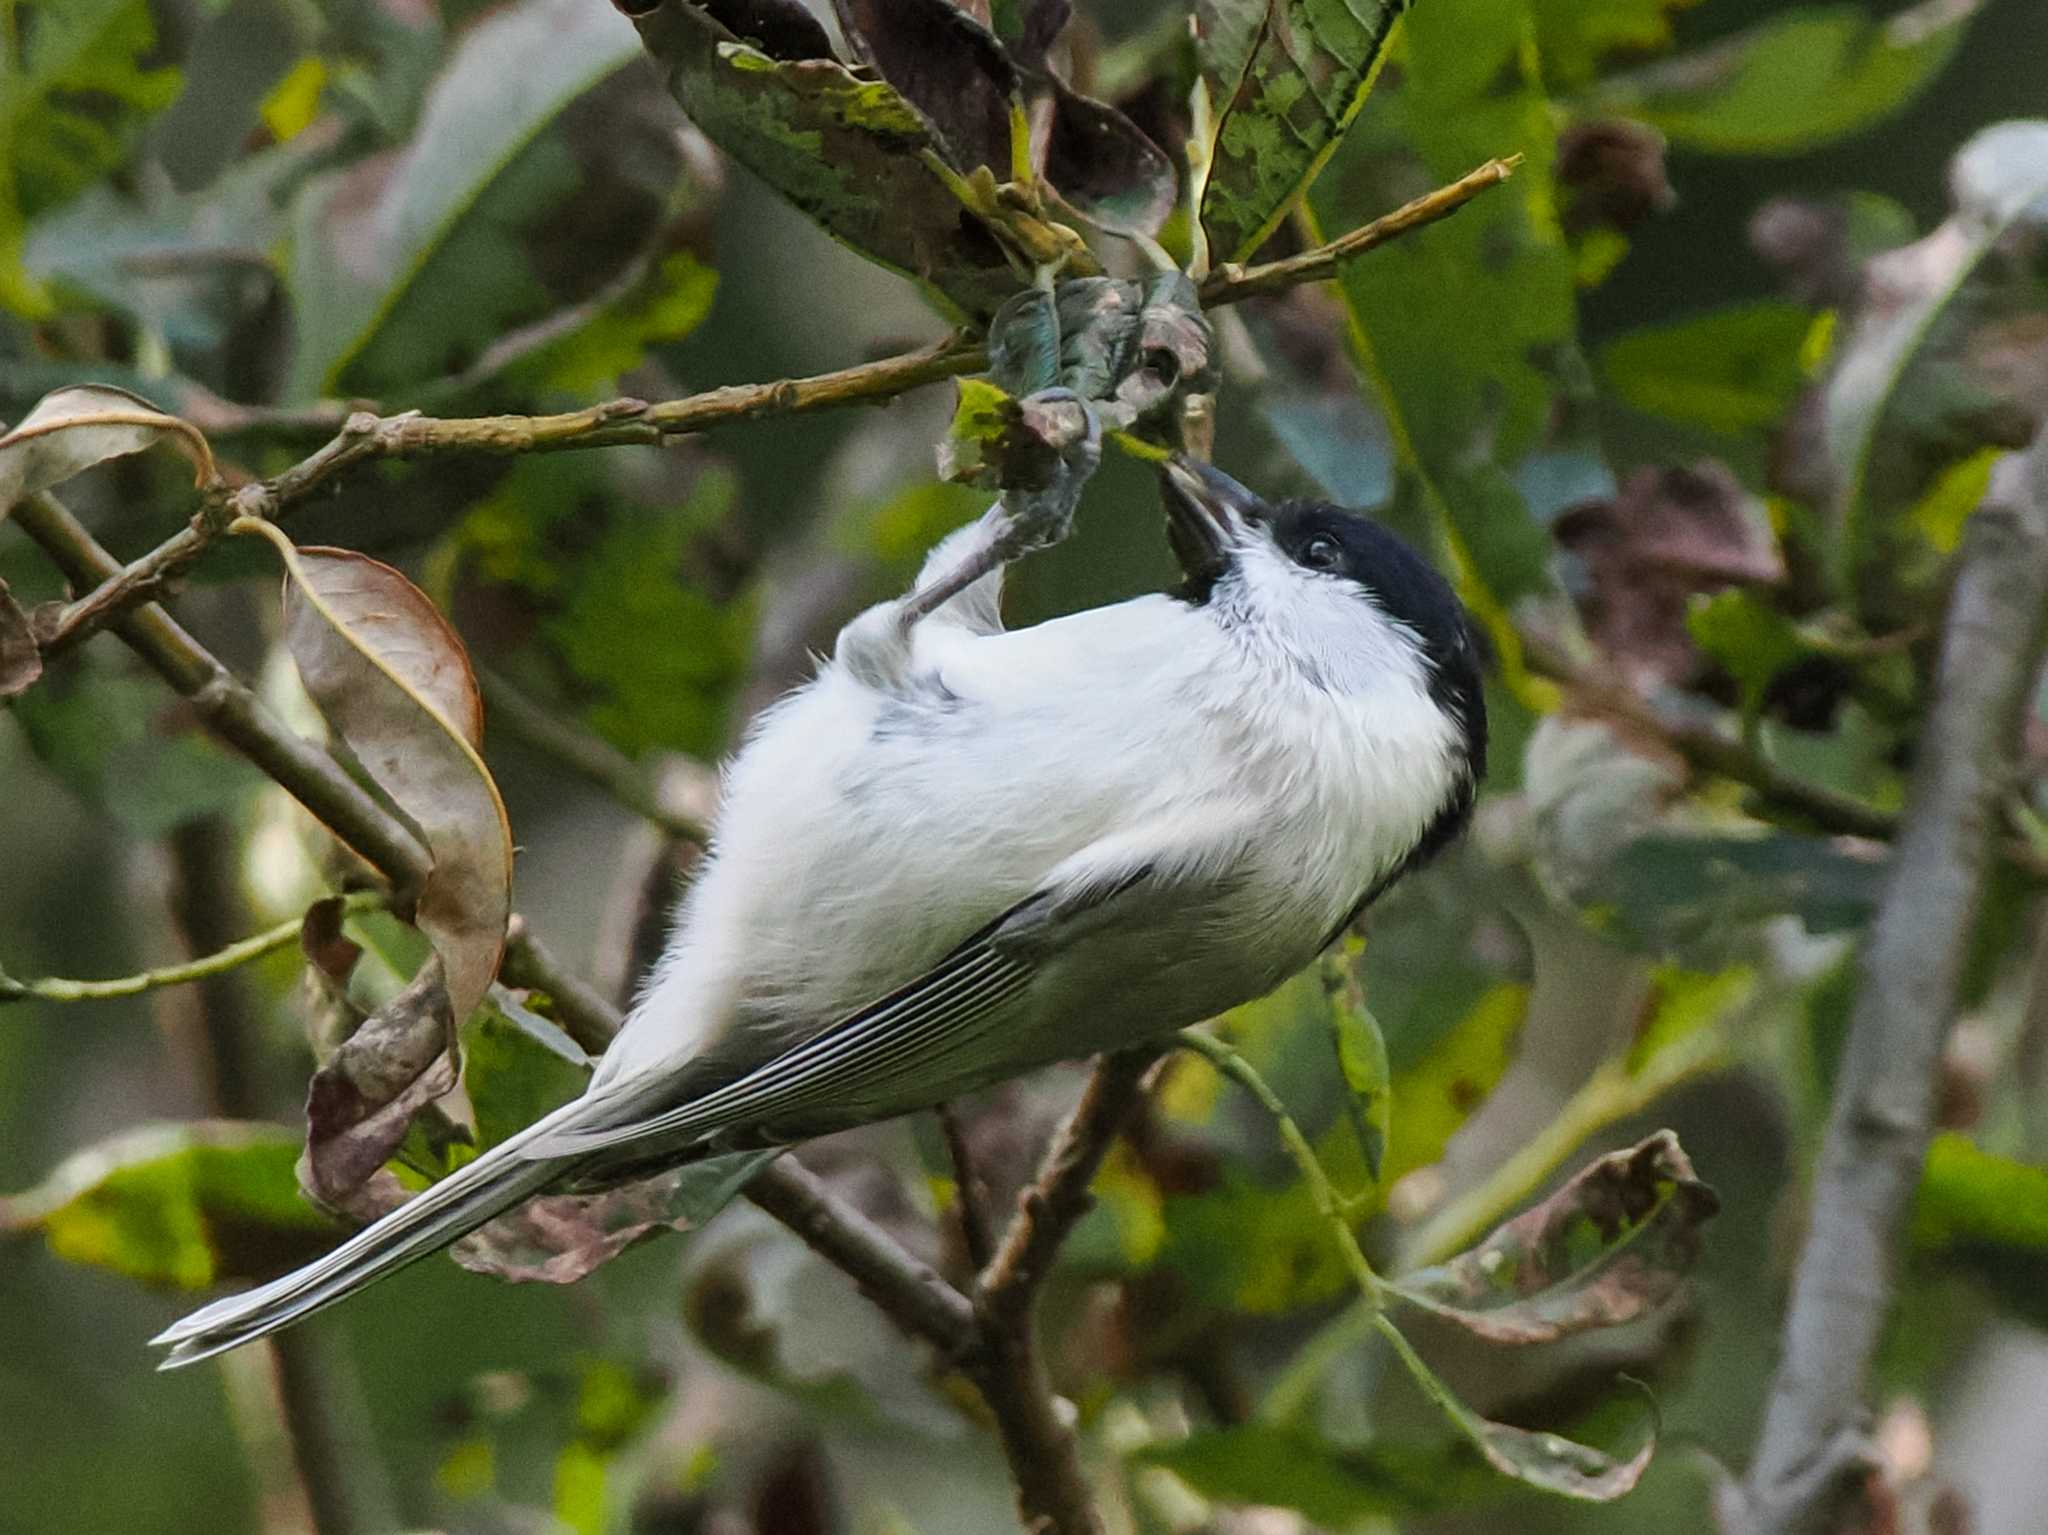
[{"xmin": 155, "ymin": 456, "xmax": 1486, "ymax": 1368}]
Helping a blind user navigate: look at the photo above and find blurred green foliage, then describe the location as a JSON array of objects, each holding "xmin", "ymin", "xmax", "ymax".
[{"xmin": 4, "ymin": 0, "xmax": 2048, "ymax": 1531}]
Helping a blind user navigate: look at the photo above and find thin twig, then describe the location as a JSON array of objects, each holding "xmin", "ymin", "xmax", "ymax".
[
  {"xmin": 39, "ymin": 159, "xmax": 1521, "ymax": 657},
  {"xmin": 936, "ymin": 1100, "xmax": 996, "ymax": 1272},
  {"xmin": 1195, "ymin": 155, "xmax": 1522, "ymax": 306},
  {"xmin": 480, "ymin": 669, "xmax": 715, "ymax": 844},
  {"xmin": 0, "ymin": 890, "xmax": 384, "ymax": 1006},
  {"xmin": 500, "ymin": 917, "xmax": 628, "ymax": 1057},
  {"xmin": 9, "ymin": 490, "xmax": 434, "ymax": 892},
  {"xmin": 976, "ymin": 1049, "xmax": 1161, "ymax": 1327},
  {"xmin": 1735, "ymin": 440, "xmax": 2048, "ymax": 1535},
  {"xmin": 1519, "ymin": 629, "xmax": 1898, "ymax": 841},
  {"xmin": 745, "ymin": 1154, "xmax": 978, "ymax": 1355},
  {"xmin": 964, "ymin": 1050, "xmax": 1163, "ymax": 1535},
  {"xmin": 1176, "ymin": 1031, "xmax": 1388, "ymax": 1310}
]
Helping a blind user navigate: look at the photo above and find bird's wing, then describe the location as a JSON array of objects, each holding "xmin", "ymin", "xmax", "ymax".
[{"xmin": 530, "ymin": 861, "xmax": 1163, "ymax": 1162}]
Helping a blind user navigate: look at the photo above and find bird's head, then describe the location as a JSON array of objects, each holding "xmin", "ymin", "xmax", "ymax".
[{"xmin": 1161, "ymin": 456, "xmax": 1487, "ymax": 778}]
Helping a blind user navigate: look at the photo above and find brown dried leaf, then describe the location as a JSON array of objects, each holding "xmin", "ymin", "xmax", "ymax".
[
  {"xmin": 451, "ymin": 1151, "xmax": 777, "ymax": 1283},
  {"xmin": 0, "ymin": 579, "xmax": 41, "ymax": 700},
  {"xmin": 239, "ymin": 521, "xmax": 513, "ymax": 1024},
  {"xmin": 1555, "ymin": 462, "xmax": 1784, "ymax": 693},
  {"xmin": 299, "ymin": 958, "xmax": 459, "ymax": 1215},
  {"xmin": 1391, "ymin": 1131, "xmax": 1719, "ymax": 1346},
  {"xmin": 0, "ymin": 385, "xmax": 215, "ymax": 515}
]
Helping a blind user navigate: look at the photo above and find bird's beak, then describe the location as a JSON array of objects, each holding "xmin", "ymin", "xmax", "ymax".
[{"xmin": 1160, "ymin": 457, "xmax": 1266, "ymax": 584}]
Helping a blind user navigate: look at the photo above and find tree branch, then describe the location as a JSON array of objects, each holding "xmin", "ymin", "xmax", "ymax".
[
  {"xmin": 976, "ymin": 1048, "xmax": 1161, "ymax": 1329},
  {"xmin": 1735, "ymin": 439, "xmax": 2048, "ymax": 1535},
  {"xmin": 744, "ymin": 1154, "xmax": 978, "ymax": 1356},
  {"xmin": 1197, "ymin": 155, "xmax": 1521, "ymax": 305},
  {"xmin": 964, "ymin": 1048, "xmax": 1162, "ymax": 1535},
  {"xmin": 936, "ymin": 1100, "xmax": 996, "ymax": 1272},
  {"xmin": 9, "ymin": 490, "xmax": 434, "ymax": 892},
  {"xmin": 38, "ymin": 159, "xmax": 1520, "ymax": 656}
]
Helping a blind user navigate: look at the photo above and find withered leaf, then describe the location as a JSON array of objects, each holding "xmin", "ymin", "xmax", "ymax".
[
  {"xmin": 0, "ymin": 384, "xmax": 215, "ymax": 515},
  {"xmin": 1391, "ymin": 1130, "xmax": 1719, "ymax": 1346},
  {"xmin": 831, "ymin": 0, "xmax": 1017, "ymax": 177},
  {"xmin": 1555, "ymin": 461, "xmax": 1784, "ymax": 694},
  {"xmin": 239, "ymin": 521, "xmax": 514, "ymax": 1027},
  {"xmin": 632, "ymin": 2, "xmax": 1020, "ymax": 320},
  {"xmin": 0, "ymin": 580, "xmax": 41, "ymax": 700},
  {"xmin": 451, "ymin": 1150, "xmax": 778, "ymax": 1284},
  {"xmin": 299, "ymin": 958, "xmax": 459, "ymax": 1215}
]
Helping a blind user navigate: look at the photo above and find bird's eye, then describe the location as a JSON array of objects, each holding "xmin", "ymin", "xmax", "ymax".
[{"xmin": 1299, "ymin": 534, "xmax": 1343, "ymax": 572}]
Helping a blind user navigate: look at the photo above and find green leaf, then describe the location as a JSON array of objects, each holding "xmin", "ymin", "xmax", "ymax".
[
  {"xmin": 1817, "ymin": 118, "xmax": 2048, "ymax": 602},
  {"xmin": 0, "ymin": 1122, "xmax": 338, "ymax": 1289},
  {"xmin": 288, "ymin": 0, "xmax": 698, "ymax": 397},
  {"xmin": 1597, "ymin": 829, "xmax": 1885, "ymax": 959},
  {"xmin": 939, "ymin": 377, "xmax": 1025, "ymax": 487},
  {"xmin": 1595, "ymin": 0, "xmax": 1982, "ymax": 156},
  {"xmin": 630, "ymin": 1, "xmax": 1021, "ymax": 320},
  {"xmin": 1196, "ymin": 0, "xmax": 1410, "ymax": 265},
  {"xmin": 1913, "ymin": 1135, "xmax": 2048, "ymax": 1254},
  {"xmin": 487, "ymin": 252, "xmax": 721, "ymax": 399},
  {"xmin": 1138, "ymin": 1423, "xmax": 1497, "ymax": 1523},
  {"xmin": 1310, "ymin": 0, "xmax": 1574, "ymax": 632},
  {"xmin": 460, "ymin": 997, "xmax": 592, "ymax": 1156},
  {"xmin": 1600, "ymin": 301, "xmax": 1815, "ymax": 435},
  {"xmin": 1384, "ymin": 982, "xmax": 1529, "ymax": 1188},
  {"xmin": 543, "ymin": 466, "xmax": 758, "ymax": 759},
  {"xmin": 1322, "ymin": 939, "xmax": 1392, "ymax": 1182},
  {"xmin": 0, "ymin": 0, "xmax": 183, "ymax": 314},
  {"xmin": 1912, "ymin": 1135, "xmax": 2048, "ymax": 1327},
  {"xmin": 12, "ymin": 648, "xmax": 265, "ymax": 836},
  {"xmin": 1380, "ymin": 1314, "xmax": 1658, "ymax": 1500},
  {"xmin": 1533, "ymin": 0, "xmax": 1697, "ymax": 91},
  {"xmin": 1391, "ymin": 1131, "xmax": 1719, "ymax": 1344},
  {"xmin": 1687, "ymin": 588, "xmax": 1807, "ymax": 719}
]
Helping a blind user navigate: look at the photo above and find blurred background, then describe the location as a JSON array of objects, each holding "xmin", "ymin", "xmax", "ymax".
[{"xmin": 4, "ymin": 0, "xmax": 2047, "ymax": 1531}]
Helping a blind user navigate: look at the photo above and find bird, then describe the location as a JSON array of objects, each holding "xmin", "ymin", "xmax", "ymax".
[{"xmin": 153, "ymin": 457, "xmax": 1487, "ymax": 1368}]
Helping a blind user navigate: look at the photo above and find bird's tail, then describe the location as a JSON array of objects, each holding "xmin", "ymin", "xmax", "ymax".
[{"xmin": 151, "ymin": 1108, "xmax": 576, "ymax": 1369}]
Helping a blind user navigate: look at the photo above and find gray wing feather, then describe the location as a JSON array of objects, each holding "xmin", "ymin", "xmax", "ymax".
[
  {"xmin": 531, "ymin": 860, "xmax": 1168, "ymax": 1163},
  {"xmin": 531, "ymin": 916, "xmax": 1043, "ymax": 1158}
]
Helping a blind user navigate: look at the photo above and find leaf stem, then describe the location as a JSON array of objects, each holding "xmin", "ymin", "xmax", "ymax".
[
  {"xmin": 0, "ymin": 890, "xmax": 385, "ymax": 1006},
  {"xmin": 8, "ymin": 491, "xmax": 435, "ymax": 892},
  {"xmin": 1176, "ymin": 1029, "xmax": 1387, "ymax": 1309}
]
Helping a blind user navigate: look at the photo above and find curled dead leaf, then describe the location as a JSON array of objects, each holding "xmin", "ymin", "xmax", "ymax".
[
  {"xmin": 450, "ymin": 1151, "xmax": 778, "ymax": 1284},
  {"xmin": 1555, "ymin": 462, "xmax": 1785, "ymax": 694},
  {"xmin": 0, "ymin": 385, "xmax": 216, "ymax": 515},
  {"xmin": 1391, "ymin": 1130, "xmax": 1720, "ymax": 1346},
  {"xmin": 238, "ymin": 521, "xmax": 513, "ymax": 1025},
  {"xmin": 0, "ymin": 580, "xmax": 41, "ymax": 700},
  {"xmin": 299, "ymin": 957, "xmax": 459, "ymax": 1216}
]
